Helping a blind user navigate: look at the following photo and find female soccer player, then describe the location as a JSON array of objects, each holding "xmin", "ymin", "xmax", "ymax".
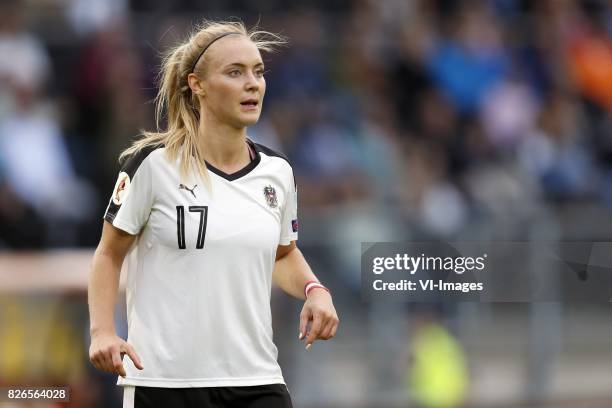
[{"xmin": 87, "ymin": 20, "xmax": 339, "ymax": 408}]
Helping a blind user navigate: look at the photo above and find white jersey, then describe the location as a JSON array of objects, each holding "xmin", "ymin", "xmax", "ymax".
[{"xmin": 103, "ymin": 139, "xmax": 298, "ymax": 388}]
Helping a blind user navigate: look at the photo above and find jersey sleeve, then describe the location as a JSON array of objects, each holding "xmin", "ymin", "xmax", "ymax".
[
  {"xmin": 103, "ymin": 148, "xmax": 156, "ymax": 235},
  {"xmin": 279, "ymin": 168, "xmax": 298, "ymax": 245}
]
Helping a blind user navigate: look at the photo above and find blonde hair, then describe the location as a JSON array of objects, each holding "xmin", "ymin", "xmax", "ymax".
[{"xmin": 120, "ymin": 20, "xmax": 286, "ymax": 183}]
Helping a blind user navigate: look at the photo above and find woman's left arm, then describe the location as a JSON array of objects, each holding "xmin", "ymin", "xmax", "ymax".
[{"xmin": 273, "ymin": 241, "xmax": 339, "ymax": 349}]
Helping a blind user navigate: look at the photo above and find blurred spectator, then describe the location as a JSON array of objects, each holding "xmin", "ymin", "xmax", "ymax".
[
  {"xmin": 0, "ymin": 0, "xmax": 95, "ymax": 248},
  {"xmin": 408, "ymin": 314, "xmax": 469, "ymax": 408},
  {"xmin": 0, "ymin": 0, "xmax": 50, "ymax": 119},
  {"xmin": 65, "ymin": 0, "xmax": 129, "ymax": 38},
  {"xmin": 565, "ymin": 1, "xmax": 612, "ymax": 110},
  {"xmin": 426, "ymin": 2, "xmax": 509, "ymax": 114},
  {"xmin": 518, "ymin": 91, "xmax": 598, "ymax": 200},
  {"xmin": 480, "ymin": 76, "xmax": 539, "ymax": 152}
]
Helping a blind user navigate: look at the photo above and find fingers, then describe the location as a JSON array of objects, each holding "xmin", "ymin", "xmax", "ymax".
[
  {"xmin": 305, "ymin": 313, "xmax": 323, "ymax": 348},
  {"xmin": 90, "ymin": 346, "xmax": 113, "ymax": 373},
  {"xmin": 102, "ymin": 350, "xmax": 115, "ymax": 373},
  {"xmin": 89, "ymin": 336, "xmax": 143, "ymax": 377},
  {"xmin": 91, "ymin": 346, "xmax": 123, "ymax": 375},
  {"xmin": 111, "ymin": 348, "xmax": 126, "ymax": 377},
  {"xmin": 299, "ymin": 298, "xmax": 340, "ymax": 350},
  {"xmin": 320, "ymin": 319, "xmax": 335, "ymax": 340},
  {"xmin": 299, "ymin": 310, "xmax": 309, "ymax": 341},
  {"xmin": 122, "ymin": 343, "xmax": 144, "ymax": 370},
  {"xmin": 318, "ymin": 311, "xmax": 340, "ymax": 340},
  {"xmin": 89, "ymin": 348, "xmax": 104, "ymax": 372},
  {"xmin": 330, "ymin": 319, "xmax": 338, "ymax": 338}
]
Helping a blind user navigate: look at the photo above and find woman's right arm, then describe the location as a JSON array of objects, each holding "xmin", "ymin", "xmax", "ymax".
[{"xmin": 88, "ymin": 220, "xmax": 143, "ymax": 377}]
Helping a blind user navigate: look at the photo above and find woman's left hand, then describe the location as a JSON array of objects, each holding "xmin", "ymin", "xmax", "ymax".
[{"xmin": 299, "ymin": 289, "xmax": 339, "ymax": 349}]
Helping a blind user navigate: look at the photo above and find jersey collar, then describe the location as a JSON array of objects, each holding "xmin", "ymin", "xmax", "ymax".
[{"xmin": 205, "ymin": 139, "xmax": 261, "ymax": 181}]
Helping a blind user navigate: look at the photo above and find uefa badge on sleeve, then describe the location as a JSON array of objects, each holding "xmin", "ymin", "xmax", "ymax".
[
  {"xmin": 112, "ymin": 171, "xmax": 131, "ymax": 205},
  {"xmin": 263, "ymin": 185, "xmax": 278, "ymax": 208}
]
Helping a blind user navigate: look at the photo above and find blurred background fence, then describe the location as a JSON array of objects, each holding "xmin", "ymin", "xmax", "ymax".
[{"xmin": 2, "ymin": 0, "xmax": 612, "ymax": 406}]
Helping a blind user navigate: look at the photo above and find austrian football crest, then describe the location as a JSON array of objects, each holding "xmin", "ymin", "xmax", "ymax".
[{"xmin": 263, "ymin": 185, "xmax": 278, "ymax": 208}]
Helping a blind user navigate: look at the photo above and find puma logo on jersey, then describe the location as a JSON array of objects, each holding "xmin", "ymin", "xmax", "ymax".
[{"xmin": 179, "ymin": 184, "xmax": 197, "ymax": 198}]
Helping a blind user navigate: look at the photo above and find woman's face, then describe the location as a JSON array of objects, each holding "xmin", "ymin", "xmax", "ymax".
[{"xmin": 198, "ymin": 35, "xmax": 266, "ymax": 129}]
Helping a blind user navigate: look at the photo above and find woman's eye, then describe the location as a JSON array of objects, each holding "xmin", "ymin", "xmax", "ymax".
[
  {"xmin": 229, "ymin": 70, "xmax": 241, "ymax": 77},
  {"xmin": 255, "ymin": 70, "xmax": 264, "ymax": 77}
]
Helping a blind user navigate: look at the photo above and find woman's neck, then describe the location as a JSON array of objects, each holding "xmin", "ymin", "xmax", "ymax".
[{"xmin": 198, "ymin": 115, "xmax": 251, "ymax": 172}]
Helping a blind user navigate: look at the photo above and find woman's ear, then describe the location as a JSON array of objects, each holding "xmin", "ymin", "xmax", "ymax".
[{"xmin": 187, "ymin": 73, "xmax": 205, "ymax": 96}]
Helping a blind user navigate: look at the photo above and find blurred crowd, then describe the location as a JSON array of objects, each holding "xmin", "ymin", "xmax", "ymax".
[{"xmin": 1, "ymin": 0, "xmax": 612, "ymax": 249}]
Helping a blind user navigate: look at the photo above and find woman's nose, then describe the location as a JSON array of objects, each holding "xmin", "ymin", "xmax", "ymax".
[{"xmin": 244, "ymin": 72, "xmax": 260, "ymax": 90}]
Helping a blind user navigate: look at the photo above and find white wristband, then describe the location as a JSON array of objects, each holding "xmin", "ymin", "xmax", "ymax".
[{"xmin": 304, "ymin": 281, "xmax": 329, "ymax": 298}]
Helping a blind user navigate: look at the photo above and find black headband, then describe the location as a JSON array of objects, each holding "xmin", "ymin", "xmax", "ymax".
[{"xmin": 190, "ymin": 32, "xmax": 241, "ymax": 73}]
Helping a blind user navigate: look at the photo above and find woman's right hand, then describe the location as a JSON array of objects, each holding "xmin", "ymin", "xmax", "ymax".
[{"xmin": 89, "ymin": 331, "xmax": 143, "ymax": 377}]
